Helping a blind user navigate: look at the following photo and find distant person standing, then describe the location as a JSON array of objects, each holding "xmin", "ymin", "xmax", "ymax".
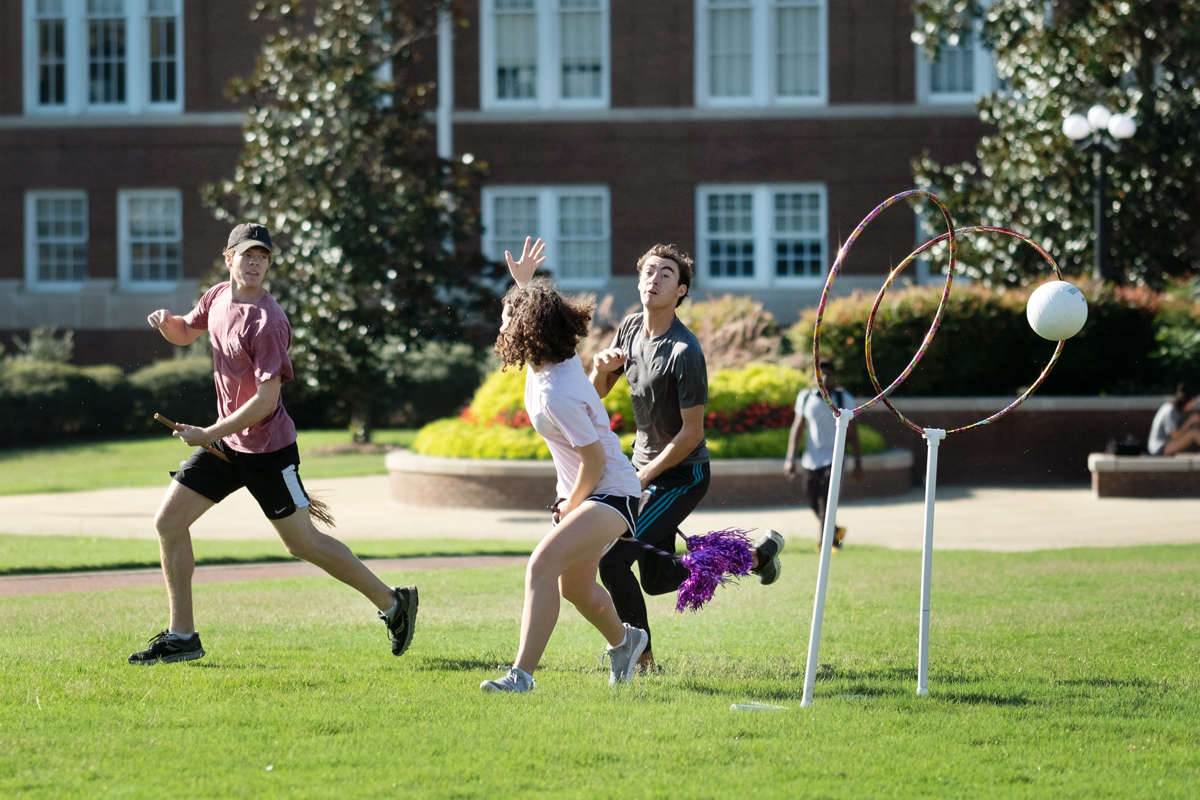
[
  {"xmin": 129, "ymin": 223, "xmax": 416, "ymax": 665},
  {"xmin": 785, "ymin": 361, "xmax": 863, "ymax": 551},
  {"xmin": 1148, "ymin": 382, "xmax": 1200, "ymax": 455}
]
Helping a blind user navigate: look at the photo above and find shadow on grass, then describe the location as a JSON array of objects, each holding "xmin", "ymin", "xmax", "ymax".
[
  {"xmin": 412, "ymin": 656, "xmax": 504, "ymax": 672},
  {"xmin": 0, "ymin": 550, "xmax": 535, "ymax": 577}
]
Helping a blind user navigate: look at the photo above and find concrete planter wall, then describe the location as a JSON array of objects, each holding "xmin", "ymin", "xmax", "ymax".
[{"xmin": 386, "ymin": 448, "xmax": 913, "ymax": 510}]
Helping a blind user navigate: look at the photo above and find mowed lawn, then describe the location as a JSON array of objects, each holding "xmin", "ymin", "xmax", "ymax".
[
  {"xmin": 0, "ymin": 430, "xmax": 417, "ymax": 496},
  {"xmin": 2, "ymin": 544, "xmax": 1198, "ymax": 798}
]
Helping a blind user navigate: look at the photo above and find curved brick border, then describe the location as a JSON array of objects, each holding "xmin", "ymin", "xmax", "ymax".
[{"xmin": 386, "ymin": 449, "xmax": 914, "ymax": 510}]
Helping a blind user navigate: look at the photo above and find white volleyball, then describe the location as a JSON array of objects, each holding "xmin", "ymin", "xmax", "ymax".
[{"xmin": 1026, "ymin": 280, "xmax": 1088, "ymax": 341}]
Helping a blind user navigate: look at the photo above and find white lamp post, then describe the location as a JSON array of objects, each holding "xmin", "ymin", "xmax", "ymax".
[{"xmin": 1062, "ymin": 104, "xmax": 1137, "ymax": 281}]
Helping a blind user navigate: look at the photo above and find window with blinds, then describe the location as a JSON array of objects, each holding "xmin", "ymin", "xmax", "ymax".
[
  {"xmin": 484, "ymin": 0, "xmax": 608, "ymax": 108},
  {"xmin": 483, "ymin": 187, "xmax": 611, "ymax": 287},
  {"xmin": 697, "ymin": 184, "xmax": 827, "ymax": 286},
  {"xmin": 27, "ymin": 192, "xmax": 88, "ymax": 288}
]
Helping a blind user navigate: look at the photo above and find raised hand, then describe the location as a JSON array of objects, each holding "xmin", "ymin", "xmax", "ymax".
[
  {"xmin": 505, "ymin": 236, "xmax": 547, "ymax": 287},
  {"xmin": 592, "ymin": 347, "xmax": 628, "ymax": 374}
]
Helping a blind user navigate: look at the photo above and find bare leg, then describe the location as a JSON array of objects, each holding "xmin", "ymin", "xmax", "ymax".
[
  {"xmin": 271, "ymin": 507, "xmax": 395, "ymax": 611},
  {"xmin": 513, "ymin": 503, "xmax": 628, "ymax": 675},
  {"xmin": 559, "ymin": 553, "xmax": 625, "ymax": 644},
  {"xmin": 153, "ymin": 481, "xmax": 215, "ymax": 634}
]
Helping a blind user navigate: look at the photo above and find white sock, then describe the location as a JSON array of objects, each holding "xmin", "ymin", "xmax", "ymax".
[
  {"xmin": 169, "ymin": 630, "xmax": 195, "ymax": 640},
  {"xmin": 513, "ymin": 667, "xmax": 533, "ymax": 684}
]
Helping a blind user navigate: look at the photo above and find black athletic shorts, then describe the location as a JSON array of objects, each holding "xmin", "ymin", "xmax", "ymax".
[
  {"xmin": 551, "ymin": 493, "xmax": 639, "ymax": 536},
  {"xmin": 171, "ymin": 440, "xmax": 309, "ymax": 521}
]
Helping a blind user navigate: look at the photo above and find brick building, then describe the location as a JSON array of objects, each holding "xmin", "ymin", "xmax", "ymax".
[{"xmin": 0, "ymin": 0, "xmax": 994, "ymax": 368}]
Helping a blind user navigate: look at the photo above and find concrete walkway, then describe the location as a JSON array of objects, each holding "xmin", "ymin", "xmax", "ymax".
[{"xmin": 4, "ymin": 475, "xmax": 1200, "ymax": 551}]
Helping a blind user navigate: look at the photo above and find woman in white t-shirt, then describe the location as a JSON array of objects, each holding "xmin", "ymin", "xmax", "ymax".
[{"xmin": 480, "ymin": 238, "xmax": 650, "ymax": 694}]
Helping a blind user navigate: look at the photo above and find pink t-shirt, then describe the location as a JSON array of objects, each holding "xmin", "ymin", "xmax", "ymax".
[
  {"xmin": 524, "ymin": 356, "xmax": 641, "ymax": 501},
  {"xmin": 184, "ymin": 282, "xmax": 297, "ymax": 454}
]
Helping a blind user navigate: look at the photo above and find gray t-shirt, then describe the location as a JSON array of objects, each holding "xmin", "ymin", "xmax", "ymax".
[{"xmin": 611, "ymin": 313, "xmax": 709, "ymax": 469}]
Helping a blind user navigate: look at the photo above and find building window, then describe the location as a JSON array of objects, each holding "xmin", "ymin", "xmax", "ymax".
[
  {"xmin": 696, "ymin": 184, "xmax": 827, "ymax": 288},
  {"xmin": 118, "ymin": 189, "xmax": 182, "ymax": 290},
  {"xmin": 26, "ymin": 191, "xmax": 89, "ymax": 291},
  {"xmin": 696, "ymin": 0, "xmax": 826, "ymax": 107},
  {"xmin": 916, "ymin": 24, "xmax": 998, "ymax": 103},
  {"xmin": 482, "ymin": 186, "xmax": 611, "ymax": 288},
  {"xmin": 23, "ymin": 0, "xmax": 183, "ymax": 115},
  {"xmin": 481, "ymin": 0, "xmax": 609, "ymax": 110}
]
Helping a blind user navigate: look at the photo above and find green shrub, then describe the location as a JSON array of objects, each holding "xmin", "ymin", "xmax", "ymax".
[
  {"xmin": 705, "ymin": 422, "xmax": 885, "ymax": 459},
  {"xmin": 707, "ymin": 363, "xmax": 808, "ymax": 413},
  {"xmin": 464, "ymin": 366, "xmax": 527, "ymax": 422},
  {"xmin": 413, "ymin": 418, "xmax": 550, "ymax": 460},
  {"xmin": 0, "ymin": 361, "xmax": 127, "ymax": 445},
  {"xmin": 128, "ymin": 358, "xmax": 217, "ymax": 429},
  {"xmin": 787, "ymin": 280, "xmax": 1175, "ymax": 396}
]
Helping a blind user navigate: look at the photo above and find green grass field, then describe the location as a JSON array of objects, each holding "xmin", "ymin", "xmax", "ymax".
[
  {"xmin": 3, "ymin": 544, "xmax": 1198, "ymax": 798},
  {"xmin": 0, "ymin": 430, "xmax": 417, "ymax": 495}
]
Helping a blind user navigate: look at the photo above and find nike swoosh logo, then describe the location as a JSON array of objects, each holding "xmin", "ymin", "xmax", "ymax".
[{"xmin": 275, "ymin": 506, "xmax": 290, "ymax": 515}]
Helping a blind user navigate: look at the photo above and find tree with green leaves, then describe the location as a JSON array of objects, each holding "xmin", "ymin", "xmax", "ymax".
[
  {"xmin": 912, "ymin": 1, "xmax": 1200, "ymax": 286},
  {"xmin": 203, "ymin": 0, "xmax": 494, "ymax": 442}
]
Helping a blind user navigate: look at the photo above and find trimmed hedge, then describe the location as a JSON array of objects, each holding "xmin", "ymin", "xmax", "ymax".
[{"xmin": 787, "ymin": 281, "xmax": 1194, "ymax": 396}]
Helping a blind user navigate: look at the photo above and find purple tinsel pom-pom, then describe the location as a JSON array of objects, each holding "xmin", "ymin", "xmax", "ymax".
[{"xmin": 675, "ymin": 528, "xmax": 756, "ymax": 612}]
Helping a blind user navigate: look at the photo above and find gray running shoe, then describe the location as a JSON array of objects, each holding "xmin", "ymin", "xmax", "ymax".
[
  {"xmin": 380, "ymin": 586, "xmax": 418, "ymax": 656},
  {"xmin": 128, "ymin": 630, "xmax": 205, "ymax": 665},
  {"xmin": 481, "ymin": 668, "xmax": 535, "ymax": 693},
  {"xmin": 603, "ymin": 624, "xmax": 649, "ymax": 685},
  {"xmin": 752, "ymin": 529, "xmax": 786, "ymax": 585}
]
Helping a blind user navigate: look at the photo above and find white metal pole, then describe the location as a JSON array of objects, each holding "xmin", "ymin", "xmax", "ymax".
[
  {"xmin": 436, "ymin": 7, "xmax": 454, "ymax": 160},
  {"xmin": 917, "ymin": 428, "xmax": 946, "ymax": 696},
  {"xmin": 800, "ymin": 412, "xmax": 852, "ymax": 708}
]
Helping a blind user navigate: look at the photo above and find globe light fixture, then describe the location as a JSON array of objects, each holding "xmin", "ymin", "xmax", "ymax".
[{"xmin": 1062, "ymin": 103, "xmax": 1137, "ymax": 281}]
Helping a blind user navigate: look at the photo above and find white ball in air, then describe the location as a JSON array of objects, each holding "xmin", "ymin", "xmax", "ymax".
[{"xmin": 1027, "ymin": 280, "xmax": 1088, "ymax": 341}]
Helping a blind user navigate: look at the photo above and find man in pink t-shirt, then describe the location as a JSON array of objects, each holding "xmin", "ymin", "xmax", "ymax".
[{"xmin": 129, "ymin": 223, "xmax": 417, "ymax": 666}]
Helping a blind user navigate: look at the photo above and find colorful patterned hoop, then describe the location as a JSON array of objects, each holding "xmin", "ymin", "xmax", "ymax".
[
  {"xmin": 864, "ymin": 226, "xmax": 1065, "ymax": 435},
  {"xmin": 812, "ymin": 191, "xmax": 1068, "ymax": 435},
  {"xmin": 812, "ymin": 189, "xmax": 956, "ymax": 419}
]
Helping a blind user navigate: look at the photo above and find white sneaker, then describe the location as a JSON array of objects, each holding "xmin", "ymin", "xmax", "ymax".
[
  {"xmin": 481, "ymin": 668, "xmax": 535, "ymax": 693},
  {"xmin": 603, "ymin": 624, "xmax": 649, "ymax": 685}
]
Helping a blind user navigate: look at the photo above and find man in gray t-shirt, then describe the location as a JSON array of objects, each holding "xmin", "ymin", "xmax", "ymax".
[{"xmin": 591, "ymin": 244, "xmax": 785, "ymax": 672}]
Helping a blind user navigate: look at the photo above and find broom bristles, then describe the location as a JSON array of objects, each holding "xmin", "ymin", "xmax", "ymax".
[{"xmin": 307, "ymin": 493, "xmax": 336, "ymax": 529}]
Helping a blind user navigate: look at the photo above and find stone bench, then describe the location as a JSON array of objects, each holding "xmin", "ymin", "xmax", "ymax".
[
  {"xmin": 385, "ymin": 448, "xmax": 913, "ymax": 510},
  {"xmin": 1087, "ymin": 453, "xmax": 1200, "ymax": 498}
]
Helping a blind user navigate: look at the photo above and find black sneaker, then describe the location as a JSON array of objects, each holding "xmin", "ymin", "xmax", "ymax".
[
  {"xmin": 380, "ymin": 586, "xmax": 418, "ymax": 656},
  {"xmin": 752, "ymin": 530, "xmax": 786, "ymax": 585},
  {"xmin": 128, "ymin": 630, "xmax": 205, "ymax": 665},
  {"xmin": 833, "ymin": 526, "xmax": 847, "ymax": 551}
]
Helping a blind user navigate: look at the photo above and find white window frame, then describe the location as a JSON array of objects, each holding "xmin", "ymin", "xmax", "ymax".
[
  {"xmin": 480, "ymin": 0, "xmax": 610, "ymax": 111},
  {"xmin": 25, "ymin": 190, "xmax": 89, "ymax": 293},
  {"xmin": 481, "ymin": 185, "xmax": 611, "ymax": 290},
  {"xmin": 117, "ymin": 188, "xmax": 183, "ymax": 291},
  {"xmin": 694, "ymin": 0, "xmax": 827, "ymax": 108},
  {"xmin": 915, "ymin": 17, "xmax": 998, "ymax": 104},
  {"xmin": 695, "ymin": 183, "xmax": 828, "ymax": 290},
  {"xmin": 22, "ymin": 0, "xmax": 184, "ymax": 116}
]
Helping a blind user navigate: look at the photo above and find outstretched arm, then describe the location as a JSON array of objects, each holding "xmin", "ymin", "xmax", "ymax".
[
  {"xmin": 147, "ymin": 309, "xmax": 203, "ymax": 346},
  {"xmin": 505, "ymin": 236, "xmax": 547, "ymax": 287}
]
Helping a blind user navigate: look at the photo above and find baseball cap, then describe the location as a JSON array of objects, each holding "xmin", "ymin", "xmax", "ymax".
[{"xmin": 227, "ymin": 223, "xmax": 274, "ymax": 254}]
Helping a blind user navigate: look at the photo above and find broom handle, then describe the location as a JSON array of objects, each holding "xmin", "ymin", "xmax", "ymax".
[{"xmin": 154, "ymin": 413, "xmax": 232, "ymax": 464}]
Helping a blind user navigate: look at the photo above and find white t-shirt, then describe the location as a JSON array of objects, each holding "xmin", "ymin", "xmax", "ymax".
[
  {"xmin": 795, "ymin": 387, "xmax": 855, "ymax": 470},
  {"xmin": 525, "ymin": 355, "xmax": 641, "ymax": 501},
  {"xmin": 1148, "ymin": 401, "xmax": 1182, "ymax": 456}
]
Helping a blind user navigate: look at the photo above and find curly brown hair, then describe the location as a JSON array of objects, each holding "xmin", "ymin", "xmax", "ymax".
[
  {"xmin": 494, "ymin": 277, "xmax": 595, "ymax": 370},
  {"xmin": 636, "ymin": 244, "xmax": 695, "ymax": 307}
]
